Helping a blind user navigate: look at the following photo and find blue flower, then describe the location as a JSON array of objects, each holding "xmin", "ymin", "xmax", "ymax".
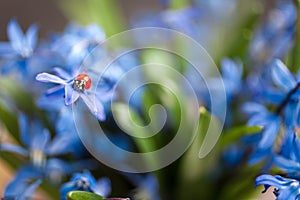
[
  {"xmin": 126, "ymin": 174, "xmax": 160, "ymax": 200},
  {"xmin": 220, "ymin": 58, "xmax": 243, "ymax": 102},
  {"xmin": 241, "ymin": 59, "xmax": 300, "ymax": 164},
  {"xmin": 249, "ymin": 1, "xmax": 296, "ymax": 65},
  {"xmin": 273, "ymin": 132, "xmax": 300, "ymax": 178},
  {"xmin": 267, "ymin": 59, "xmax": 300, "ymax": 127},
  {"xmin": 49, "ymin": 23, "xmax": 106, "ymax": 71},
  {"xmin": 36, "ymin": 67, "xmax": 106, "ymax": 121},
  {"xmin": 242, "ymin": 102, "xmax": 281, "ymax": 164},
  {"xmin": 4, "ymin": 176, "xmax": 42, "ymax": 200},
  {"xmin": 185, "ymin": 57, "xmax": 241, "ymax": 121},
  {"xmin": 0, "ymin": 113, "xmax": 87, "ymax": 166},
  {"xmin": 0, "ymin": 114, "xmax": 49, "ymax": 167},
  {"xmin": 223, "ymin": 144, "xmax": 245, "ymax": 167},
  {"xmin": 133, "ymin": 7, "xmax": 202, "ymax": 40},
  {"xmin": 0, "ymin": 113, "xmax": 97, "ymax": 199},
  {"xmin": 256, "ymin": 174, "xmax": 300, "ymax": 199},
  {"xmin": 0, "ymin": 19, "xmax": 38, "ymax": 75},
  {"xmin": 60, "ymin": 170, "xmax": 111, "ymax": 200},
  {"xmin": 48, "ymin": 107, "xmax": 87, "ymax": 157}
]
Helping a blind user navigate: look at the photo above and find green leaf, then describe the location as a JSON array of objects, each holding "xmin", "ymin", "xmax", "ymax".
[
  {"xmin": 170, "ymin": 0, "xmax": 190, "ymax": 9},
  {"xmin": 220, "ymin": 125, "xmax": 262, "ymax": 149},
  {"xmin": 0, "ymin": 77, "xmax": 36, "ymax": 113},
  {"xmin": 67, "ymin": 191, "xmax": 104, "ymax": 200},
  {"xmin": 176, "ymin": 107, "xmax": 223, "ymax": 199},
  {"xmin": 0, "ymin": 102, "xmax": 19, "ymax": 139},
  {"xmin": 218, "ymin": 165, "xmax": 262, "ymax": 200}
]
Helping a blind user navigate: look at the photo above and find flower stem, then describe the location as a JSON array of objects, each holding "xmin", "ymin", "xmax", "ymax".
[{"xmin": 275, "ymin": 82, "xmax": 300, "ymax": 114}]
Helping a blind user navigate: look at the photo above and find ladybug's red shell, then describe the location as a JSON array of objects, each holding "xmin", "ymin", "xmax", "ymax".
[{"xmin": 73, "ymin": 74, "xmax": 92, "ymax": 91}]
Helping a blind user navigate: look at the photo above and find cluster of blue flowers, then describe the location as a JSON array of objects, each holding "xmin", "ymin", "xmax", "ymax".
[
  {"xmin": 1, "ymin": 0, "xmax": 300, "ymax": 199},
  {"xmin": 249, "ymin": 59, "xmax": 300, "ymax": 199},
  {"xmin": 0, "ymin": 19, "xmax": 144, "ymax": 200}
]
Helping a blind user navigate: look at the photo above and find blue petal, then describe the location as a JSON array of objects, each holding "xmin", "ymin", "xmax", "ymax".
[
  {"xmin": 30, "ymin": 129, "xmax": 50, "ymax": 151},
  {"xmin": 45, "ymin": 84, "xmax": 65, "ymax": 96},
  {"xmin": 65, "ymin": 84, "xmax": 79, "ymax": 105},
  {"xmin": 18, "ymin": 113, "xmax": 30, "ymax": 147},
  {"xmin": 0, "ymin": 143, "xmax": 28, "ymax": 156},
  {"xmin": 0, "ymin": 42, "xmax": 16, "ymax": 57},
  {"xmin": 274, "ymin": 156, "xmax": 300, "ymax": 172},
  {"xmin": 284, "ymin": 101, "xmax": 297, "ymax": 128},
  {"xmin": 7, "ymin": 19, "xmax": 24, "ymax": 53},
  {"xmin": 15, "ymin": 165, "xmax": 42, "ymax": 180},
  {"xmin": 36, "ymin": 72, "xmax": 67, "ymax": 84},
  {"xmin": 46, "ymin": 158, "xmax": 72, "ymax": 182},
  {"xmin": 4, "ymin": 179, "xmax": 29, "ymax": 199},
  {"xmin": 22, "ymin": 179, "xmax": 42, "ymax": 200},
  {"xmin": 255, "ymin": 174, "xmax": 297, "ymax": 189},
  {"xmin": 293, "ymin": 134, "xmax": 300, "ymax": 162},
  {"xmin": 25, "ymin": 23, "xmax": 38, "ymax": 50},
  {"xmin": 0, "ymin": 59, "xmax": 18, "ymax": 75},
  {"xmin": 221, "ymin": 58, "xmax": 242, "ymax": 83},
  {"xmin": 81, "ymin": 94, "xmax": 106, "ymax": 121},
  {"xmin": 60, "ymin": 182, "xmax": 76, "ymax": 200},
  {"xmin": 264, "ymin": 90, "xmax": 285, "ymax": 104},
  {"xmin": 247, "ymin": 114, "xmax": 269, "ymax": 126},
  {"xmin": 258, "ymin": 117, "xmax": 280, "ymax": 149},
  {"xmin": 248, "ymin": 148, "xmax": 271, "ymax": 165},
  {"xmin": 47, "ymin": 133, "xmax": 82, "ymax": 156},
  {"xmin": 4, "ymin": 166, "xmax": 42, "ymax": 198},
  {"xmin": 73, "ymin": 170, "xmax": 97, "ymax": 186},
  {"xmin": 271, "ymin": 59, "xmax": 296, "ymax": 92},
  {"xmin": 94, "ymin": 178, "xmax": 111, "ymax": 197},
  {"xmin": 242, "ymin": 102, "xmax": 267, "ymax": 115},
  {"xmin": 295, "ymin": 102, "xmax": 300, "ymax": 128},
  {"xmin": 53, "ymin": 67, "xmax": 72, "ymax": 80}
]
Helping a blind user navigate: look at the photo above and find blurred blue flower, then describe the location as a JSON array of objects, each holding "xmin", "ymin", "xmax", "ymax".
[
  {"xmin": 223, "ymin": 144, "xmax": 245, "ymax": 167},
  {"xmin": 242, "ymin": 102, "xmax": 280, "ymax": 164},
  {"xmin": 49, "ymin": 23, "xmax": 106, "ymax": 71},
  {"xmin": 133, "ymin": 7, "xmax": 202, "ymax": 40},
  {"xmin": 0, "ymin": 113, "xmax": 88, "ymax": 167},
  {"xmin": 127, "ymin": 174, "xmax": 160, "ymax": 200},
  {"xmin": 36, "ymin": 67, "xmax": 106, "ymax": 121},
  {"xmin": 48, "ymin": 107, "xmax": 86, "ymax": 157},
  {"xmin": 273, "ymin": 132, "xmax": 300, "ymax": 178},
  {"xmin": 4, "ymin": 175, "xmax": 42, "ymax": 200},
  {"xmin": 1, "ymin": 114, "xmax": 50, "ymax": 167},
  {"xmin": 1, "ymin": 112, "xmax": 97, "ymax": 200},
  {"xmin": 256, "ymin": 59, "xmax": 300, "ymax": 127},
  {"xmin": 249, "ymin": 1, "xmax": 296, "ymax": 65},
  {"xmin": 60, "ymin": 170, "xmax": 111, "ymax": 200},
  {"xmin": 185, "ymin": 58, "xmax": 241, "ymax": 121},
  {"xmin": 256, "ymin": 174, "xmax": 300, "ymax": 199},
  {"xmin": 221, "ymin": 58, "xmax": 243, "ymax": 101},
  {"xmin": 0, "ymin": 19, "xmax": 38, "ymax": 75},
  {"xmin": 3, "ymin": 158, "xmax": 97, "ymax": 200},
  {"xmin": 242, "ymin": 58, "xmax": 300, "ymax": 165},
  {"xmin": 192, "ymin": 0, "xmax": 237, "ymax": 19}
]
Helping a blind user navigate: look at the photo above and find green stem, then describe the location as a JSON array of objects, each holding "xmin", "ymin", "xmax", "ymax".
[{"xmin": 88, "ymin": 0, "xmax": 125, "ymax": 37}]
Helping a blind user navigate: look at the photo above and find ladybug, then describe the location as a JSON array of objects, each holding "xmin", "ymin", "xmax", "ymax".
[{"xmin": 73, "ymin": 74, "xmax": 92, "ymax": 92}]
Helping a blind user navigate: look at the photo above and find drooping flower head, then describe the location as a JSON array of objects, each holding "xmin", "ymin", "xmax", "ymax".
[{"xmin": 60, "ymin": 170, "xmax": 111, "ymax": 200}]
